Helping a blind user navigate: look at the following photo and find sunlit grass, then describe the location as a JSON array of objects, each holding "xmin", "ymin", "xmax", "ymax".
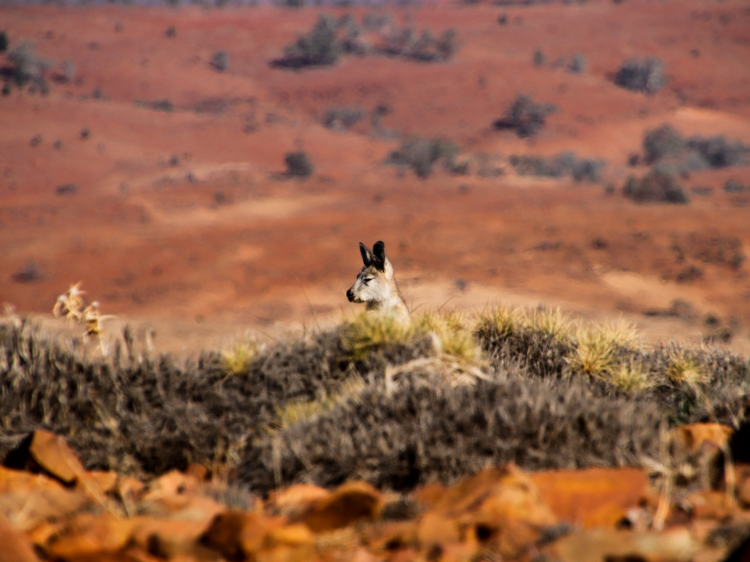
[
  {"xmin": 568, "ymin": 320, "xmax": 640, "ymax": 378},
  {"xmin": 666, "ymin": 351, "xmax": 708, "ymax": 389},
  {"xmin": 340, "ymin": 311, "xmax": 419, "ymax": 362},
  {"xmin": 415, "ymin": 309, "xmax": 483, "ymax": 364},
  {"xmin": 222, "ymin": 338, "xmax": 261, "ymax": 376}
]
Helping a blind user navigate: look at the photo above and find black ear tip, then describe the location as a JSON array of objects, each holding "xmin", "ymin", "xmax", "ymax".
[{"xmin": 374, "ymin": 241, "xmax": 385, "ymax": 253}]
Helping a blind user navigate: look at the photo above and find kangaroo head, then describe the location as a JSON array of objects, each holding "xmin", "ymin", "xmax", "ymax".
[{"xmin": 346, "ymin": 241, "xmax": 405, "ymax": 313}]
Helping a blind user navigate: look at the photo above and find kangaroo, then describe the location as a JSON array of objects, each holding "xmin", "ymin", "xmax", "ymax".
[{"xmin": 346, "ymin": 241, "xmax": 409, "ymax": 318}]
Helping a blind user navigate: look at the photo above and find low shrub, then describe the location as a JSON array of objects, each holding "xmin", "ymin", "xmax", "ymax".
[
  {"xmin": 386, "ymin": 136, "xmax": 460, "ymax": 178},
  {"xmin": 273, "ymin": 15, "xmax": 343, "ymax": 69},
  {"xmin": 4, "ymin": 43, "xmax": 52, "ymax": 94},
  {"xmin": 494, "ymin": 94, "xmax": 557, "ymax": 138},
  {"xmin": 284, "ymin": 150, "xmax": 314, "ymax": 178},
  {"xmin": 210, "ymin": 50, "xmax": 229, "ymax": 72},
  {"xmin": 322, "ymin": 106, "xmax": 365, "ymax": 130},
  {"xmin": 623, "ymin": 166, "xmax": 689, "ymax": 204},
  {"xmin": 641, "ymin": 123, "xmax": 749, "ymax": 173},
  {"xmin": 614, "ymin": 56, "xmax": 666, "ymax": 94},
  {"xmin": 510, "ymin": 152, "xmax": 605, "ymax": 182}
]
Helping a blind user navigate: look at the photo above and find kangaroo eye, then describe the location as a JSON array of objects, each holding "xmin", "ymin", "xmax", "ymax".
[{"xmin": 363, "ymin": 277, "xmax": 374, "ymax": 284}]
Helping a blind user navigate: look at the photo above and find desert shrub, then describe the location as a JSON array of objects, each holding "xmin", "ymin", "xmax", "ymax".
[
  {"xmin": 510, "ymin": 152, "xmax": 605, "ymax": 182},
  {"xmin": 284, "ymin": 150, "xmax": 314, "ymax": 178},
  {"xmin": 724, "ymin": 179, "xmax": 744, "ymax": 193},
  {"xmin": 210, "ymin": 50, "xmax": 229, "ymax": 72},
  {"xmin": 672, "ymin": 233, "xmax": 745, "ymax": 270},
  {"xmin": 5, "ymin": 43, "xmax": 51, "ymax": 94},
  {"xmin": 641, "ymin": 124, "xmax": 749, "ymax": 173},
  {"xmin": 567, "ymin": 52, "xmax": 585, "ymax": 73},
  {"xmin": 274, "ymin": 15, "xmax": 343, "ymax": 69},
  {"xmin": 323, "ymin": 106, "xmax": 365, "ymax": 130},
  {"xmin": 643, "ymin": 123, "xmax": 685, "ymax": 164},
  {"xmin": 381, "ymin": 27, "xmax": 457, "ymax": 62},
  {"xmin": 687, "ymin": 135, "xmax": 748, "ymax": 168},
  {"xmin": 386, "ymin": 136, "xmax": 460, "ymax": 178},
  {"xmin": 493, "ymin": 94, "xmax": 557, "ymax": 138},
  {"xmin": 623, "ymin": 166, "xmax": 689, "ymax": 204},
  {"xmin": 238, "ymin": 374, "xmax": 664, "ymax": 493},
  {"xmin": 273, "ymin": 15, "xmax": 456, "ymax": 69},
  {"xmin": 533, "ymin": 48, "xmax": 545, "ymax": 67},
  {"xmin": 136, "ymin": 98, "xmax": 174, "ymax": 112},
  {"xmin": 615, "ymin": 56, "xmax": 666, "ymax": 94}
]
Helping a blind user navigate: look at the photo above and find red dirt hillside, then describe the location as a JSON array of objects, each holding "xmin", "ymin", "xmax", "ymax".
[{"xmin": 1, "ymin": 0, "xmax": 749, "ymax": 354}]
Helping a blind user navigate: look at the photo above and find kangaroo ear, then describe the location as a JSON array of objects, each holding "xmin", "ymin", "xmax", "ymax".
[
  {"xmin": 372, "ymin": 241, "xmax": 386, "ymax": 270},
  {"xmin": 359, "ymin": 242, "xmax": 373, "ymax": 267}
]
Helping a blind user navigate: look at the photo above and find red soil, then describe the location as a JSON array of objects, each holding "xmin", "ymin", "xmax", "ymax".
[{"xmin": 1, "ymin": 0, "xmax": 749, "ymax": 355}]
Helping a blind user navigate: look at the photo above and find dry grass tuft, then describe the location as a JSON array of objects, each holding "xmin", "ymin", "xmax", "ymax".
[
  {"xmin": 523, "ymin": 307, "xmax": 574, "ymax": 342},
  {"xmin": 666, "ymin": 351, "xmax": 708, "ymax": 389},
  {"xmin": 340, "ymin": 312, "xmax": 418, "ymax": 362},
  {"xmin": 414, "ymin": 309, "xmax": 484, "ymax": 365},
  {"xmin": 221, "ymin": 337, "xmax": 262, "ymax": 377},
  {"xmin": 609, "ymin": 359, "xmax": 655, "ymax": 393},
  {"xmin": 568, "ymin": 320, "xmax": 640, "ymax": 378},
  {"xmin": 475, "ymin": 305, "xmax": 522, "ymax": 339},
  {"xmin": 273, "ymin": 374, "xmax": 366, "ymax": 430}
]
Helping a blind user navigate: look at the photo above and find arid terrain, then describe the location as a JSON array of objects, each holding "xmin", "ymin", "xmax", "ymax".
[{"xmin": 1, "ymin": 0, "xmax": 750, "ymax": 356}]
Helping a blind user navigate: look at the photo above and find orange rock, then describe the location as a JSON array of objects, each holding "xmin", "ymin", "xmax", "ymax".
[
  {"xmin": 267, "ymin": 483, "xmax": 330, "ymax": 517},
  {"xmin": 257, "ymin": 523, "xmax": 315, "ymax": 562},
  {"xmin": 143, "ymin": 470, "xmax": 200, "ymax": 506},
  {"xmin": 77, "ymin": 470, "xmax": 119, "ymax": 494},
  {"xmin": 530, "ymin": 467, "xmax": 649, "ymax": 529},
  {"xmin": 550, "ymin": 527, "xmax": 697, "ymax": 562},
  {"xmin": 294, "ymin": 481, "xmax": 383, "ymax": 533},
  {"xmin": 185, "ymin": 463, "xmax": 210, "ymax": 482},
  {"xmin": 416, "ymin": 512, "xmax": 461, "ymax": 550},
  {"xmin": 413, "ymin": 465, "xmax": 556, "ymax": 560},
  {"xmin": 684, "ymin": 490, "xmax": 735, "ymax": 520},
  {"xmin": 43, "ymin": 513, "xmax": 139, "ymax": 559},
  {"xmin": 0, "ymin": 517, "xmax": 41, "ymax": 562},
  {"xmin": 670, "ymin": 423, "xmax": 733, "ymax": 454},
  {"xmin": 0, "ymin": 484, "xmax": 91, "ymax": 531},
  {"xmin": 2, "ymin": 430, "xmax": 86, "ymax": 486},
  {"xmin": 412, "ymin": 482, "xmax": 447, "ymax": 510},
  {"xmin": 200, "ymin": 509, "xmax": 273, "ymax": 560},
  {"xmin": 130, "ymin": 517, "xmax": 220, "ymax": 560},
  {"xmin": 364, "ymin": 520, "xmax": 417, "ymax": 551}
]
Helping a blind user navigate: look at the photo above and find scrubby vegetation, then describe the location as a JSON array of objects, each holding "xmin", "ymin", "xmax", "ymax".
[
  {"xmin": 2, "ymin": 42, "xmax": 52, "ymax": 95},
  {"xmin": 623, "ymin": 166, "xmax": 689, "ymax": 204},
  {"xmin": 284, "ymin": 150, "xmax": 314, "ymax": 178},
  {"xmin": 510, "ymin": 151, "xmax": 605, "ymax": 182},
  {"xmin": 493, "ymin": 94, "xmax": 557, "ymax": 138},
  {"xmin": 2, "ymin": 305, "xmax": 748, "ymax": 493},
  {"xmin": 386, "ymin": 136, "xmax": 461, "ymax": 178},
  {"xmin": 272, "ymin": 13, "xmax": 457, "ymax": 69},
  {"xmin": 642, "ymin": 123, "xmax": 749, "ymax": 173},
  {"xmin": 614, "ymin": 56, "xmax": 666, "ymax": 94}
]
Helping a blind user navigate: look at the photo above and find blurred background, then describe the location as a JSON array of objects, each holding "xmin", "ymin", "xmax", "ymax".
[{"xmin": 1, "ymin": 0, "xmax": 749, "ymax": 354}]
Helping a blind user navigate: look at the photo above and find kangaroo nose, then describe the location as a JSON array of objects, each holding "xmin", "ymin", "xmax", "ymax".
[{"xmin": 346, "ymin": 288, "xmax": 354, "ymax": 302}]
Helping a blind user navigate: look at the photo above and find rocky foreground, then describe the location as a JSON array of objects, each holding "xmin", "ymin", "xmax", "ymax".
[{"xmin": 1, "ymin": 425, "xmax": 749, "ymax": 562}]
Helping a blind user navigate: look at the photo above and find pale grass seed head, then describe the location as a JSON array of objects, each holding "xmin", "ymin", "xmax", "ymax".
[
  {"xmin": 415, "ymin": 309, "xmax": 483, "ymax": 364},
  {"xmin": 523, "ymin": 307, "xmax": 574, "ymax": 342},
  {"xmin": 341, "ymin": 311, "xmax": 418, "ymax": 362},
  {"xmin": 53, "ymin": 282, "xmax": 87, "ymax": 323},
  {"xmin": 274, "ymin": 375, "xmax": 365, "ymax": 430},
  {"xmin": 609, "ymin": 359, "xmax": 655, "ymax": 393},
  {"xmin": 568, "ymin": 320, "xmax": 640, "ymax": 378},
  {"xmin": 222, "ymin": 338, "xmax": 262, "ymax": 377},
  {"xmin": 666, "ymin": 352, "xmax": 708, "ymax": 389},
  {"xmin": 476, "ymin": 305, "xmax": 523, "ymax": 339}
]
